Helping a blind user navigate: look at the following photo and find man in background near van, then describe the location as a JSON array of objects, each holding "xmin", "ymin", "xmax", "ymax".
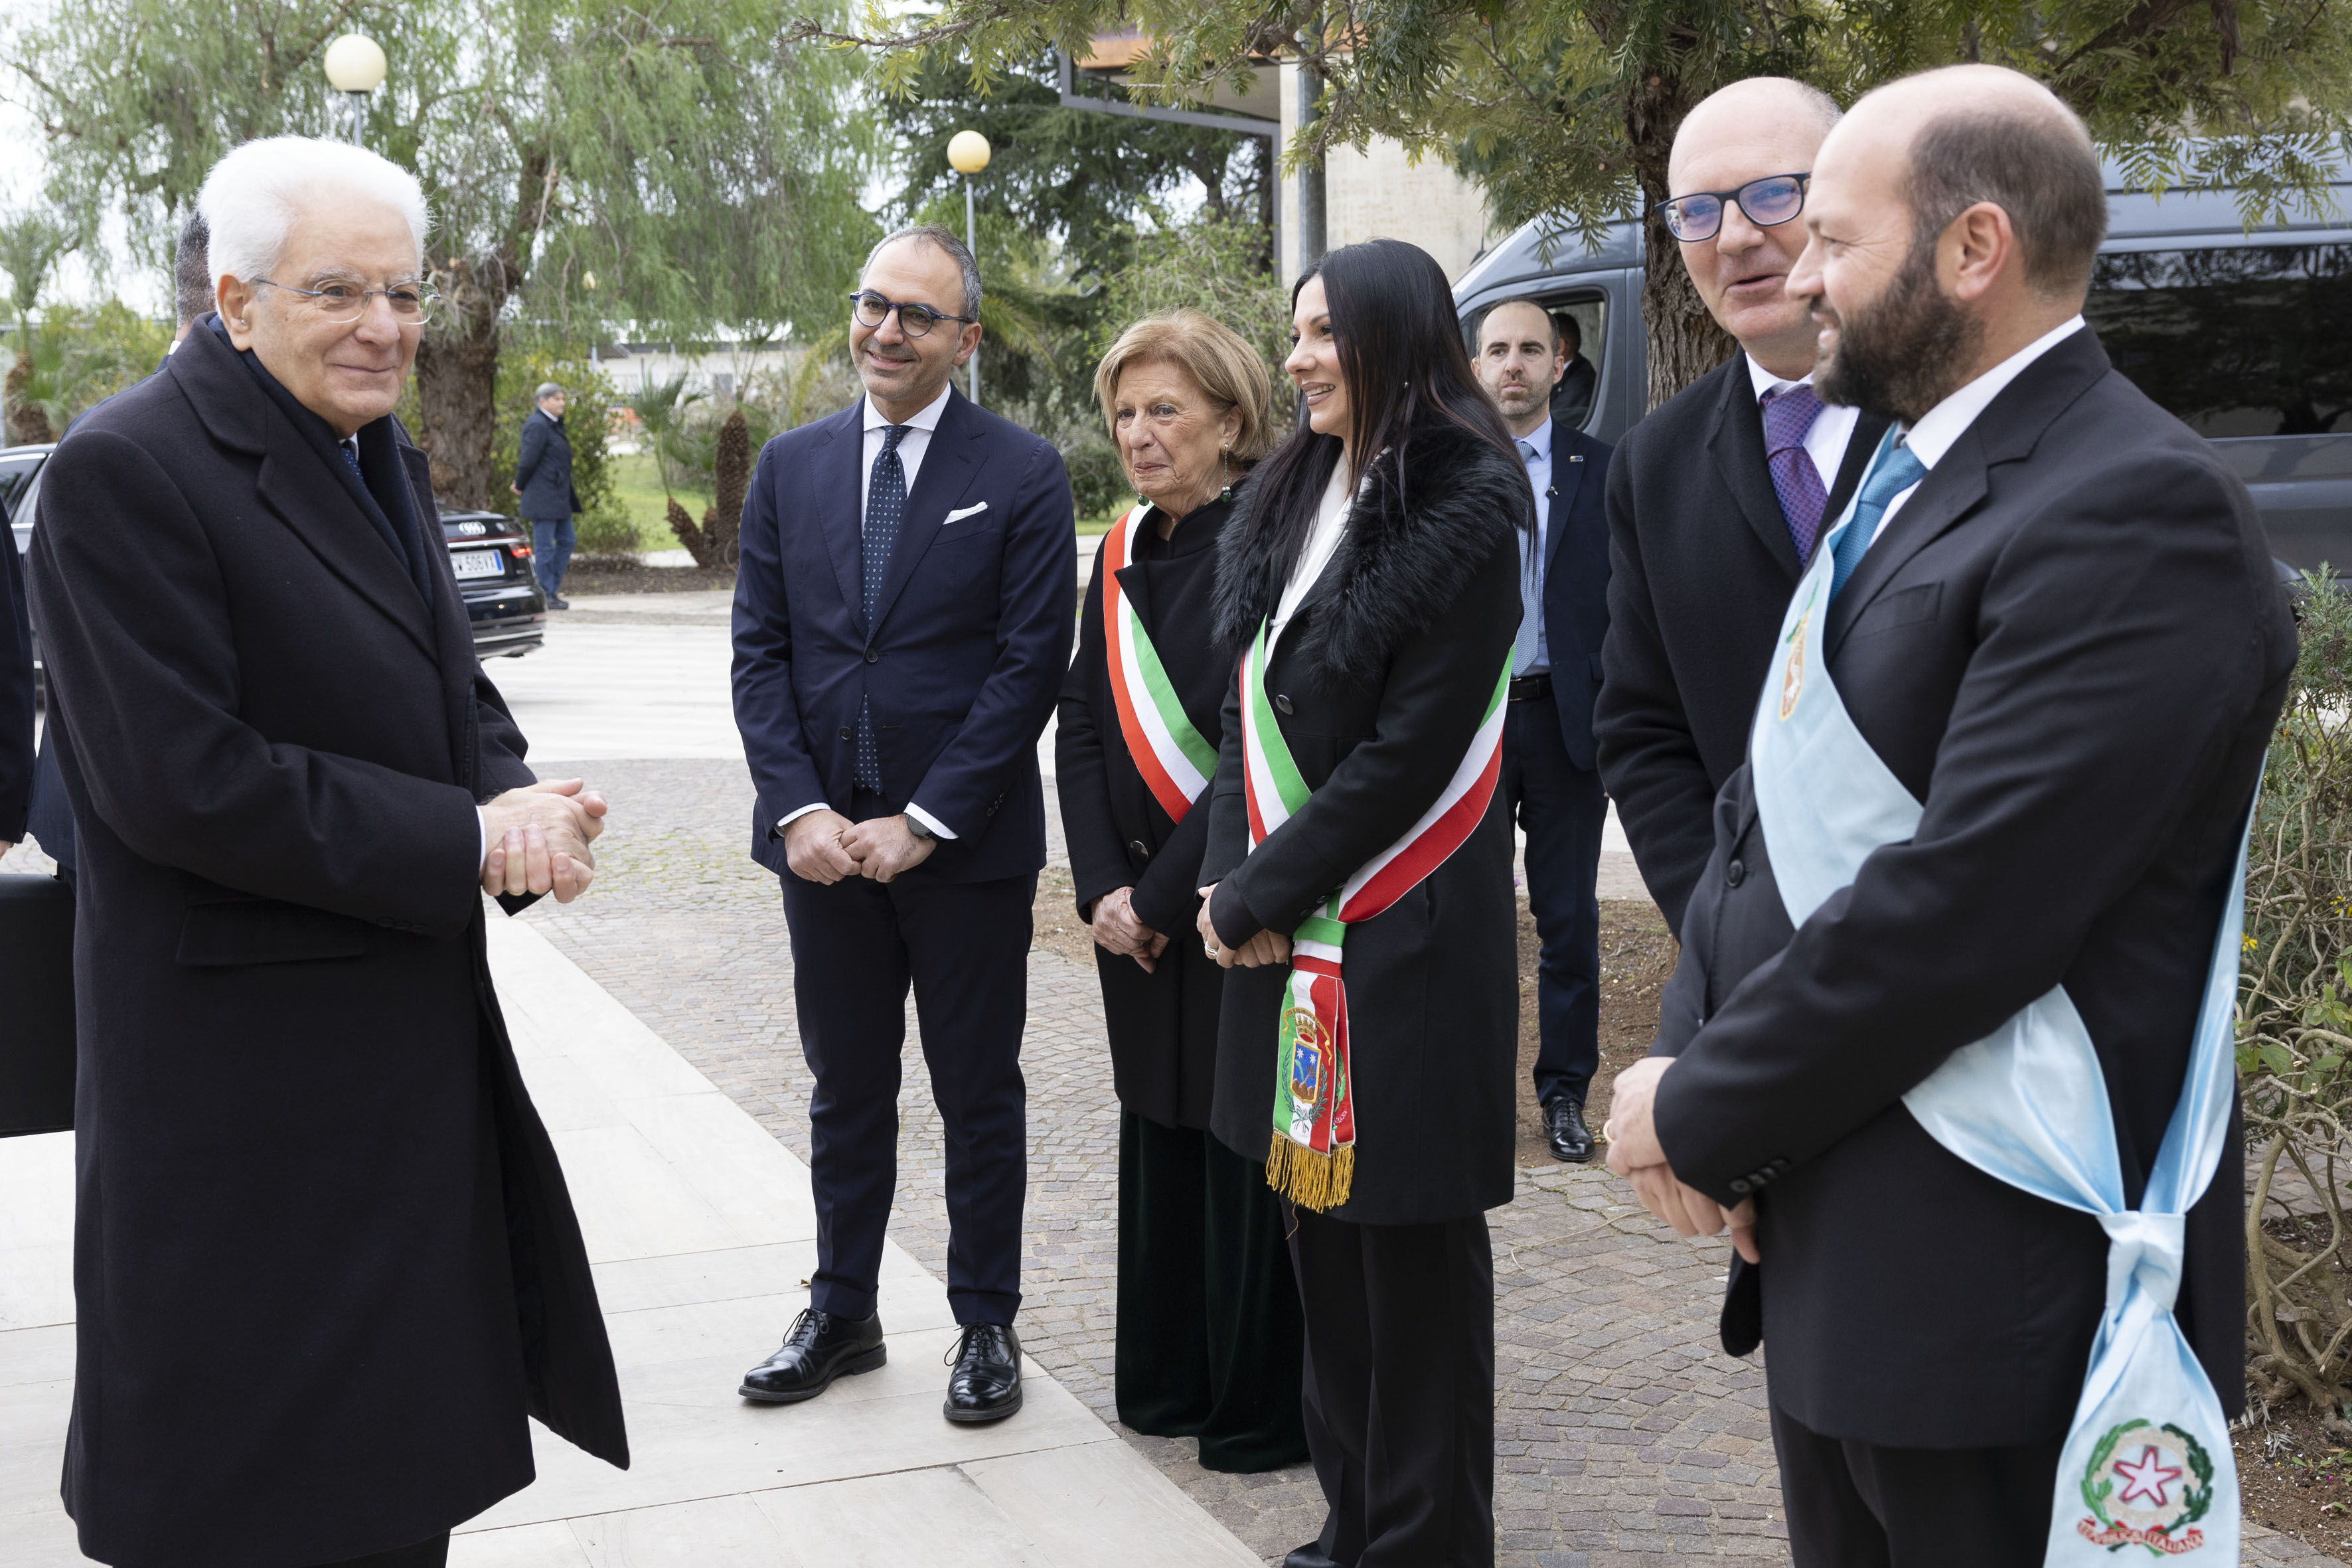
[
  {"xmin": 1474, "ymin": 299, "xmax": 1614, "ymax": 1164},
  {"xmin": 513, "ymin": 382, "xmax": 580, "ymax": 609},
  {"xmin": 1551, "ymin": 313, "xmax": 1599, "ymax": 428},
  {"xmin": 1595, "ymin": 78, "xmax": 1892, "ymax": 933}
]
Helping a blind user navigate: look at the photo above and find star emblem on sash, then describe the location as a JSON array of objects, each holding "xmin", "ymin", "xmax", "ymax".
[{"xmin": 2112, "ymin": 1445, "xmax": 2182, "ymax": 1508}]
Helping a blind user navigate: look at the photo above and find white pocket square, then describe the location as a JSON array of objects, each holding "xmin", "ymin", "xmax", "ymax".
[{"xmin": 943, "ymin": 502, "xmax": 990, "ymax": 524}]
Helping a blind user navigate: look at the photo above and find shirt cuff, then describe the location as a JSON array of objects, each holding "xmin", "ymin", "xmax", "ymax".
[
  {"xmin": 476, "ymin": 807, "xmax": 487, "ymax": 870},
  {"xmin": 773, "ymin": 801, "xmax": 831, "ymax": 835},
  {"xmin": 904, "ymin": 802, "xmax": 959, "ymax": 840}
]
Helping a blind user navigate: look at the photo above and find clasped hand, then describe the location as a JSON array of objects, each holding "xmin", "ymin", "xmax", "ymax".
[
  {"xmin": 1089, "ymin": 886, "xmax": 1168, "ymax": 974},
  {"xmin": 783, "ymin": 810, "xmax": 937, "ymax": 885},
  {"xmin": 1603, "ymin": 1056, "xmax": 1761, "ymax": 1264},
  {"xmin": 1193, "ymin": 884, "xmax": 1291, "ymax": 969},
  {"xmin": 480, "ymin": 778, "xmax": 606, "ymax": 903}
]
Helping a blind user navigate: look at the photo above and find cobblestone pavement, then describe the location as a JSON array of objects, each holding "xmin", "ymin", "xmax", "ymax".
[{"xmin": 449, "ymin": 755, "xmax": 2323, "ymax": 1568}]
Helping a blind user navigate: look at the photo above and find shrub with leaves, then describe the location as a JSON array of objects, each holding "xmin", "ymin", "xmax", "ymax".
[{"xmin": 2242, "ymin": 571, "xmax": 2352, "ymax": 1435}]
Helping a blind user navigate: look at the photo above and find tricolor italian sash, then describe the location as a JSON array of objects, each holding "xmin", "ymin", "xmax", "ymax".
[
  {"xmin": 1239, "ymin": 619, "xmax": 1508, "ymax": 1211},
  {"xmin": 1102, "ymin": 505, "xmax": 1217, "ymax": 822}
]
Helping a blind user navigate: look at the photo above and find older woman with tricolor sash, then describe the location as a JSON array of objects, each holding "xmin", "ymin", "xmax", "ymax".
[
  {"xmin": 1054, "ymin": 309, "xmax": 1306, "ymax": 1472},
  {"xmin": 1196, "ymin": 239, "xmax": 1529, "ymax": 1568}
]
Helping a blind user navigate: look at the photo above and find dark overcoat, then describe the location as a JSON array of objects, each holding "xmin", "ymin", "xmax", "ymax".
[
  {"xmin": 514, "ymin": 406, "xmax": 580, "ymax": 522},
  {"xmin": 1650, "ymin": 329, "xmax": 2294, "ymax": 1447},
  {"xmin": 27, "ymin": 325, "xmax": 627, "ymax": 1568},
  {"xmin": 1057, "ymin": 498, "xmax": 1237, "ymax": 1129},
  {"xmin": 1202, "ymin": 422, "xmax": 1526, "ymax": 1225}
]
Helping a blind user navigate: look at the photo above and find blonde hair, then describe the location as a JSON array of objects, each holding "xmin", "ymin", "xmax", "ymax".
[{"xmin": 1093, "ymin": 310, "xmax": 1277, "ymax": 463}]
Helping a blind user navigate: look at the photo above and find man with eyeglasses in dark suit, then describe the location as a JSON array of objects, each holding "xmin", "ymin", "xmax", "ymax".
[
  {"xmin": 1597, "ymin": 77, "xmax": 1893, "ymax": 937},
  {"xmin": 731, "ymin": 224, "xmax": 1074, "ymax": 1424}
]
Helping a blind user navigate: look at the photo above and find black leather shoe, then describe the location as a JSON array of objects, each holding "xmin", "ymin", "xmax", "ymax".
[
  {"xmin": 1283, "ymin": 1543, "xmax": 1343, "ymax": 1568},
  {"xmin": 943, "ymin": 1322, "xmax": 1023, "ymax": 1423},
  {"xmin": 547, "ymin": 595, "xmax": 571, "ymax": 610},
  {"xmin": 1545, "ymin": 1095, "xmax": 1595, "ymax": 1163},
  {"xmin": 738, "ymin": 1307, "xmax": 886, "ymax": 1403}
]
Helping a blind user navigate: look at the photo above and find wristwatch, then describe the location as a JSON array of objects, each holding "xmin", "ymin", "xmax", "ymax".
[{"xmin": 903, "ymin": 814, "xmax": 935, "ymax": 840}]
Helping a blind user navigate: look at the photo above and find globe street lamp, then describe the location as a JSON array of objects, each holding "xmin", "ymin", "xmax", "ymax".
[
  {"xmin": 947, "ymin": 129, "xmax": 990, "ymax": 408},
  {"xmin": 323, "ymin": 34, "xmax": 387, "ymax": 147}
]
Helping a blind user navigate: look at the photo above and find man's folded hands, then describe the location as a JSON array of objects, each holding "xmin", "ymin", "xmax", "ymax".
[
  {"xmin": 481, "ymin": 777, "xmax": 607, "ymax": 903},
  {"xmin": 1603, "ymin": 1055, "xmax": 1761, "ymax": 1264}
]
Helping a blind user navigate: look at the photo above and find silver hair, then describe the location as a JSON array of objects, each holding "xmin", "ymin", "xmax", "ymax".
[
  {"xmin": 196, "ymin": 135, "xmax": 429, "ymax": 290},
  {"xmin": 861, "ymin": 224, "xmax": 983, "ymax": 321},
  {"xmin": 535, "ymin": 383, "xmax": 565, "ymax": 403}
]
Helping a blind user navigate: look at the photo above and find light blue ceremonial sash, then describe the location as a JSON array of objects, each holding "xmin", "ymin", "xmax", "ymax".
[{"xmin": 1751, "ymin": 431, "xmax": 2246, "ymax": 1563}]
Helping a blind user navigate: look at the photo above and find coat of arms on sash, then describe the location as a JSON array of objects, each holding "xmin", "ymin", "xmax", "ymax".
[
  {"xmin": 2074, "ymin": 1419, "xmax": 2215, "ymax": 1555},
  {"xmin": 1778, "ymin": 611, "xmax": 1809, "ymax": 722},
  {"xmin": 1286, "ymin": 1005, "xmax": 1330, "ymax": 1119}
]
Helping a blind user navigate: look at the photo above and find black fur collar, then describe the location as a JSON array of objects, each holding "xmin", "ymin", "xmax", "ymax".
[{"xmin": 1212, "ymin": 418, "xmax": 1529, "ymax": 682}]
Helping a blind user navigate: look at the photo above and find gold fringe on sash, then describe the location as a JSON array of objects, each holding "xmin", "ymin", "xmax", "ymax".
[{"xmin": 1265, "ymin": 1138, "xmax": 1355, "ymax": 1212}]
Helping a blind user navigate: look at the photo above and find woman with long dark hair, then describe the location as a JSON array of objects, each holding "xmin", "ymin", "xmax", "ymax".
[{"xmin": 1196, "ymin": 238, "xmax": 1530, "ymax": 1566}]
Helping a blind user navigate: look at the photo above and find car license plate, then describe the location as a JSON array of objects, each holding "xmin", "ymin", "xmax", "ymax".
[{"xmin": 451, "ymin": 549, "xmax": 504, "ymax": 580}]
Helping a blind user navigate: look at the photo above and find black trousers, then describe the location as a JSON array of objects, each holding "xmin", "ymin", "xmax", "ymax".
[
  {"xmin": 1115, "ymin": 1111, "xmax": 1309, "ymax": 1472},
  {"xmin": 1289, "ymin": 1206, "xmax": 1494, "ymax": 1568},
  {"xmin": 305, "ymin": 1532, "xmax": 450, "ymax": 1568},
  {"xmin": 1772, "ymin": 1403, "xmax": 2066, "ymax": 1567},
  {"xmin": 1501, "ymin": 697, "xmax": 1605, "ymax": 1107},
  {"xmin": 780, "ymin": 856, "xmax": 1034, "ymax": 1326}
]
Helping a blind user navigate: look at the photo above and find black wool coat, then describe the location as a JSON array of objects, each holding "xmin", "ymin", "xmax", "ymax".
[
  {"xmin": 27, "ymin": 325, "xmax": 628, "ymax": 1568},
  {"xmin": 1202, "ymin": 422, "xmax": 1526, "ymax": 1225},
  {"xmin": 1057, "ymin": 497, "xmax": 1237, "ymax": 1130},
  {"xmin": 1594, "ymin": 354, "xmax": 1888, "ymax": 933},
  {"xmin": 1651, "ymin": 330, "xmax": 2294, "ymax": 1447}
]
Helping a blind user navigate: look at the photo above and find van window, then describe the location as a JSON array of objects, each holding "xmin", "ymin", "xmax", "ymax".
[
  {"xmin": 2087, "ymin": 244, "xmax": 2352, "ymax": 436},
  {"xmin": 1468, "ymin": 295, "xmax": 1607, "ymax": 432},
  {"xmin": 0, "ymin": 451, "xmax": 42, "ymax": 524}
]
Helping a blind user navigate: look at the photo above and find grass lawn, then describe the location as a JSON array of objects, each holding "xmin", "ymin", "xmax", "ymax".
[{"xmin": 610, "ymin": 450, "xmax": 710, "ymax": 552}]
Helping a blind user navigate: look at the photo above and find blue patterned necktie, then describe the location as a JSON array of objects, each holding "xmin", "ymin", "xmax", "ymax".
[
  {"xmin": 1829, "ymin": 441, "xmax": 1927, "ymax": 603},
  {"xmin": 1512, "ymin": 439, "xmax": 1542, "ymax": 676},
  {"xmin": 855, "ymin": 424, "xmax": 909, "ymax": 791}
]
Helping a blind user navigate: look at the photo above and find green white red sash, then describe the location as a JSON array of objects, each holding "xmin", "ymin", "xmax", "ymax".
[
  {"xmin": 1239, "ymin": 619, "xmax": 1508, "ymax": 1210},
  {"xmin": 1102, "ymin": 505, "xmax": 1217, "ymax": 822}
]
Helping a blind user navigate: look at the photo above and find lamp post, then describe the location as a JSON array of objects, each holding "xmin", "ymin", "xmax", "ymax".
[
  {"xmin": 946, "ymin": 129, "xmax": 990, "ymax": 408},
  {"xmin": 322, "ymin": 34, "xmax": 387, "ymax": 146}
]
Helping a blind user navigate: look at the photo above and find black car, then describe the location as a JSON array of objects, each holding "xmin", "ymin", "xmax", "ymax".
[
  {"xmin": 3, "ymin": 445, "xmax": 546, "ymax": 668},
  {"xmin": 1453, "ymin": 161, "xmax": 2352, "ymax": 580}
]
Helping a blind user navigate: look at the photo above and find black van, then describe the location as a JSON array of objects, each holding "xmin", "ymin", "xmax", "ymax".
[{"xmin": 1453, "ymin": 168, "xmax": 2352, "ymax": 576}]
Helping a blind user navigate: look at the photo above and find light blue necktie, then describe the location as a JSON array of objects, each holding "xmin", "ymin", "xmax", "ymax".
[
  {"xmin": 1828, "ymin": 441, "xmax": 1926, "ymax": 603},
  {"xmin": 1513, "ymin": 438, "xmax": 1542, "ymax": 675}
]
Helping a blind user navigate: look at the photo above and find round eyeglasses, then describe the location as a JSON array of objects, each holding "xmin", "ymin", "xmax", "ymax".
[
  {"xmin": 254, "ymin": 279, "xmax": 437, "ymax": 325},
  {"xmin": 848, "ymin": 289, "xmax": 975, "ymax": 339},
  {"xmin": 1654, "ymin": 173, "xmax": 1812, "ymax": 244}
]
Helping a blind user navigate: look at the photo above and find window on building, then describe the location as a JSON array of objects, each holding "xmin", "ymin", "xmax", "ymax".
[{"xmin": 2087, "ymin": 243, "xmax": 2352, "ymax": 437}]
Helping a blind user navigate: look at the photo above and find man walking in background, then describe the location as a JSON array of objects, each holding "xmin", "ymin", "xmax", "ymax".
[
  {"xmin": 1472, "ymin": 299, "xmax": 1612, "ymax": 1164},
  {"xmin": 1596, "ymin": 78, "xmax": 1891, "ymax": 933},
  {"xmin": 514, "ymin": 381, "xmax": 580, "ymax": 608},
  {"xmin": 732, "ymin": 224, "xmax": 1073, "ymax": 1423}
]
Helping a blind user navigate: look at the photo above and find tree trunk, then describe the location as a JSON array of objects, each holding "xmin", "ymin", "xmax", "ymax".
[
  {"xmin": 1624, "ymin": 71, "xmax": 1737, "ymax": 412},
  {"xmin": 413, "ymin": 319, "xmax": 500, "ymax": 512}
]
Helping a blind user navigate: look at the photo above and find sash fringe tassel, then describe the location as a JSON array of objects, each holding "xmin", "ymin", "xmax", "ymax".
[{"xmin": 1265, "ymin": 1138, "xmax": 1354, "ymax": 1212}]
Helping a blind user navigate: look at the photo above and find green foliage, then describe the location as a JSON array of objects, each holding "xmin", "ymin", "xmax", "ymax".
[
  {"xmin": 7, "ymin": 299, "xmax": 173, "ymax": 433},
  {"xmin": 485, "ymin": 342, "xmax": 622, "ymax": 524},
  {"xmin": 1095, "ymin": 216, "xmax": 1291, "ymax": 385},
  {"xmin": 1063, "ymin": 435, "xmax": 1130, "ymax": 520}
]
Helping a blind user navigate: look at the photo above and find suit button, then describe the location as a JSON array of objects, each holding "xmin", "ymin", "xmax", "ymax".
[
  {"xmin": 1725, "ymin": 858, "xmax": 1746, "ymax": 888},
  {"xmin": 1729, "ymin": 1176, "xmax": 1753, "ymax": 1196},
  {"xmin": 864, "ymin": 648, "xmax": 880, "ymax": 664},
  {"xmin": 1275, "ymin": 694, "xmax": 1294, "ymax": 716},
  {"xmin": 1129, "ymin": 839, "xmax": 1150, "ymax": 862},
  {"xmin": 839, "ymin": 726, "xmax": 853, "ymax": 741}
]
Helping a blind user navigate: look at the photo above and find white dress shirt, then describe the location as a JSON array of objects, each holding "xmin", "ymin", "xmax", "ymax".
[
  {"xmin": 777, "ymin": 380, "xmax": 964, "ymax": 841},
  {"xmin": 1868, "ymin": 316, "xmax": 2088, "ymax": 544},
  {"xmin": 1272, "ymin": 458, "xmax": 1358, "ymax": 647},
  {"xmin": 1746, "ymin": 354, "xmax": 1862, "ymax": 497}
]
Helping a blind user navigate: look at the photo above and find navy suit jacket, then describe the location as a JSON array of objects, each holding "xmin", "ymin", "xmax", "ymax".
[
  {"xmin": 1536, "ymin": 426, "xmax": 1613, "ymax": 770},
  {"xmin": 513, "ymin": 409, "xmax": 579, "ymax": 522},
  {"xmin": 732, "ymin": 388, "xmax": 1074, "ymax": 884}
]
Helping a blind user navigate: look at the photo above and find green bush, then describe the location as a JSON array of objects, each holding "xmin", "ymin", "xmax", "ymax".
[
  {"xmin": 1063, "ymin": 435, "xmax": 1131, "ymax": 522},
  {"xmin": 485, "ymin": 345, "xmax": 623, "ymax": 526}
]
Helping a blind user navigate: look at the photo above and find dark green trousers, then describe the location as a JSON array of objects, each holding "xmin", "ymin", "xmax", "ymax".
[{"xmin": 1117, "ymin": 1110, "xmax": 1311, "ymax": 1472}]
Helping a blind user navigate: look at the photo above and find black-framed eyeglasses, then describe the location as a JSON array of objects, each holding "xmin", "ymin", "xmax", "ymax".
[
  {"xmin": 1653, "ymin": 173, "xmax": 1812, "ymax": 244},
  {"xmin": 848, "ymin": 289, "xmax": 974, "ymax": 338},
  {"xmin": 254, "ymin": 278, "xmax": 437, "ymax": 325}
]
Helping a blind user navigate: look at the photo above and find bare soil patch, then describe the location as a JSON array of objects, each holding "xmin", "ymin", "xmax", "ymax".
[{"xmin": 567, "ymin": 558, "xmax": 738, "ymax": 594}]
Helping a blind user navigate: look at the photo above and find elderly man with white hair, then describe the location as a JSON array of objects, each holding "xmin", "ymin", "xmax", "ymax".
[{"xmin": 27, "ymin": 135, "xmax": 629, "ymax": 1568}]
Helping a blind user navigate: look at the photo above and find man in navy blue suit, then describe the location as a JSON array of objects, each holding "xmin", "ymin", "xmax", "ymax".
[
  {"xmin": 730, "ymin": 225, "xmax": 1074, "ymax": 1423},
  {"xmin": 1473, "ymin": 298, "xmax": 1614, "ymax": 1164}
]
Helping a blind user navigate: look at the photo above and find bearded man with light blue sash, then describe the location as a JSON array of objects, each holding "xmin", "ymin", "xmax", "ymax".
[{"xmin": 1603, "ymin": 65, "xmax": 2295, "ymax": 1566}]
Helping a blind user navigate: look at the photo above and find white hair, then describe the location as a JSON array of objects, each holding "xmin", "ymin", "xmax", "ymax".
[{"xmin": 196, "ymin": 135, "xmax": 430, "ymax": 289}]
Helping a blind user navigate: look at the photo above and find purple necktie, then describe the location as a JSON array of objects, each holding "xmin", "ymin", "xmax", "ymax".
[{"xmin": 1761, "ymin": 384, "xmax": 1830, "ymax": 562}]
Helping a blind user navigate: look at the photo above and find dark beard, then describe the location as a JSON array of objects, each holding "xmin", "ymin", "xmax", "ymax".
[{"xmin": 1816, "ymin": 240, "xmax": 1984, "ymax": 424}]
